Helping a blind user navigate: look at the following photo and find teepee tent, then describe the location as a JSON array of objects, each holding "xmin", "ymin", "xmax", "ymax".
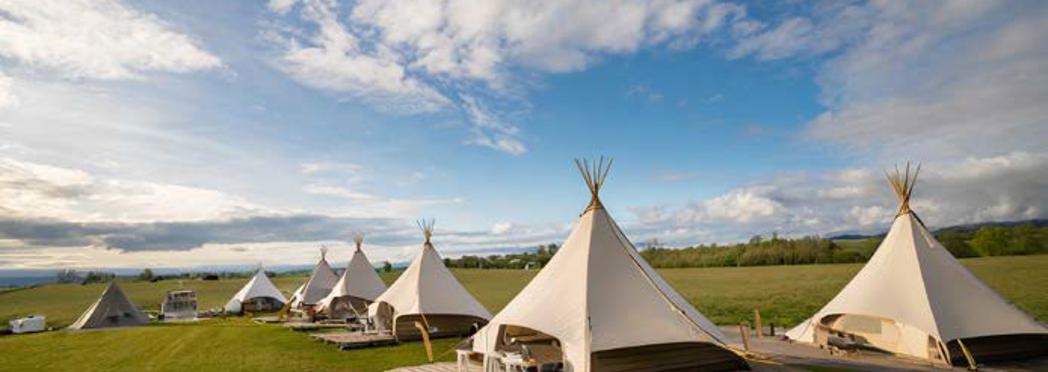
[
  {"xmin": 69, "ymin": 282, "xmax": 149, "ymax": 330},
  {"xmin": 787, "ymin": 164, "xmax": 1048, "ymax": 366},
  {"xmin": 316, "ymin": 235, "xmax": 388, "ymax": 318},
  {"xmin": 467, "ymin": 158, "xmax": 747, "ymax": 372},
  {"xmin": 289, "ymin": 247, "xmax": 339, "ymax": 309},
  {"xmin": 367, "ymin": 220, "xmax": 491, "ymax": 341},
  {"xmin": 225, "ymin": 267, "xmax": 287, "ymax": 314}
]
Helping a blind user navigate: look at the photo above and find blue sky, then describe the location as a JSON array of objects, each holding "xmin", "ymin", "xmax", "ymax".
[{"xmin": 0, "ymin": 0, "xmax": 1044, "ymax": 271}]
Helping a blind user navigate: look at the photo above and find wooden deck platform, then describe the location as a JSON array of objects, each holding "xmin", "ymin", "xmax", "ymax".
[
  {"xmin": 283, "ymin": 322, "xmax": 350, "ymax": 332},
  {"xmin": 252, "ymin": 316, "xmax": 283, "ymax": 324},
  {"xmin": 311, "ymin": 331, "xmax": 397, "ymax": 350}
]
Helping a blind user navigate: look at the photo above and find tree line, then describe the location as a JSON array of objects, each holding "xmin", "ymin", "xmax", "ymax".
[
  {"xmin": 643, "ymin": 222, "xmax": 1047, "ymax": 268},
  {"xmin": 443, "ymin": 244, "xmax": 559, "ymax": 269},
  {"xmin": 443, "ymin": 222, "xmax": 1046, "ymax": 270}
]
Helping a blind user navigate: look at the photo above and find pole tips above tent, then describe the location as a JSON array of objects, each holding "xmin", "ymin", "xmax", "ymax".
[
  {"xmin": 417, "ymin": 219, "xmax": 435, "ymax": 244},
  {"xmin": 353, "ymin": 234, "xmax": 365, "ymax": 251},
  {"xmin": 884, "ymin": 162, "xmax": 921, "ymax": 217},
  {"xmin": 320, "ymin": 245, "xmax": 329, "ymax": 260},
  {"xmin": 575, "ymin": 156, "xmax": 613, "ymax": 213}
]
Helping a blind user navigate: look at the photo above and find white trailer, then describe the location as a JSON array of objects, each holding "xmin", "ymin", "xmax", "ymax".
[{"xmin": 9, "ymin": 315, "xmax": 46, "ymax": 334}]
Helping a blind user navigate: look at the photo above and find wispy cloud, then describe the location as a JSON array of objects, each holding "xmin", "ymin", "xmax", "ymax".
[
  {"xmin": 300, "ymin": 161, "xmax": 361, "ymax": 175},
  {"xmin": 0, "ymin": 0, "xmax": 221, "ymax": 80},
  {"xmin": 264, "ymin": 0, "xmax": 745, "ymax": 154},
  {"xmin": 626, "ymin": 84, "xmax": 665, "ymax": 103}
]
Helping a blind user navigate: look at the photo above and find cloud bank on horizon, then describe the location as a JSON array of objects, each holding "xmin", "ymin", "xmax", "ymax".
[{"xmin": 0, "ymin": 0, "xmax": 1044, "ymax": 270}]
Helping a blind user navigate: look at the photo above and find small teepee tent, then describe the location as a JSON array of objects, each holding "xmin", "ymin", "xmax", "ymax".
[
  {"xmin": 225, "ymin": 267, "xmax": 287, "ymax": 314},
  {"xmin": 289, "ymin": 247, "xmax": 339, "ymax": 309},
  {"xmin": 787, "ymin": 164, "xmax": 1048, "ymax": 366},
  {"xmin": 367, "ymin": 220, "xmax": 491, "ymax": 341},
  {"xmin": 316, "ymin": 234, "xmax": 388, "ymax": 318},
  {"xmin": 69, "ymin": 282, "xmax": 149, "ymax": 330},
  {"xmin": 467, "ymin": 158, "xmax": 747, "ymax": 372}
]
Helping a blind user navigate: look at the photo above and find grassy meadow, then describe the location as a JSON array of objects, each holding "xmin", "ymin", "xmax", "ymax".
[{"xmin": 0, "ymin": 255, "xmax": 1046, "ymax": 371}]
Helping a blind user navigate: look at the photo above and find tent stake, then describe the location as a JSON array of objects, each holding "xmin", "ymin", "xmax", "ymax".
[
  {"xmin": 754, "ymin": 309, "xmax": 763, "ymax": 338},
  {"xmin": 739, "ymin": 322, "xmax": 751, "ymax": 351}
]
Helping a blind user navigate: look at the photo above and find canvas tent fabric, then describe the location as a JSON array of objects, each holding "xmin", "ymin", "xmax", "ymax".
[
  {"xmin": 289, "ymin": 249, "xmax": 339, "ymax": 308},
  {"xmin": 367, "ymin": 223, "xmax": 491, "ymax": 336},
  {"xmin": 469, "ymin": 159, "xmax": 744, "ymax": 372},
  {"xmin": 69, "ymin": 282, "xmax": 149, "ymax": 330},
  {"xmin": 787, "ymin": 166, "xmax": 1048, "ymax": 364},
  {"xmin": 316, "ymin": 237, "xmax": 387, "ymax": 314},
  {"xmin": 225, "ymin": 268, "xmax": 287, "ymax": 314}
]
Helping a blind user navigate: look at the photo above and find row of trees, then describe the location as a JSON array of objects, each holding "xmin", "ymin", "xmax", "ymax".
[
  {"xmin": 643, "ymin": 222, "xmax": 1047, "ymax": 268},
  {"xmin": 641, "ymin": 235, "xmax": 861, "ymax": 268},
  {"xmin": 938, "ymin": 224, "xmax": 1047, "ymax": 258},
  {"xmin": 444, "ymin": 244, "xmax": 560, "ymax": 269},
  {"xmin": 442, "ymin": 223, "xmax": 1046, "ymax": 270}
]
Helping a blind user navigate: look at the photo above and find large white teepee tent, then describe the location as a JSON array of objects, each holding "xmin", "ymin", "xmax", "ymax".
[
  {"xmin": 316, "ymin": 235, "xmax": 388, "ymax": 318},
  {"xmin": 468, "ymin": 158, "xmax": 747, "ymax": 372},
  {"xmin": 787, "ymin": 164, "xmax": 1048, "ymax": 366},
  {"xmin": 289, "ymin": 247, "xmax": 339, "ymax": 309},
  {"xmin": 367, "ymin": 220, "xmax": 491, "ymax": 341},
  {"xmin": 225, "ymin": 267, "xmax": 288, "ymax": 314},
  {"xmin": 69, "ymin": 282, "xmax": 149, "ymax": 330}
]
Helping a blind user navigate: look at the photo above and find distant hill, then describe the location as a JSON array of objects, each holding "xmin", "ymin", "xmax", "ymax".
[{"xmin": 829, "ymin": 219, "xmax": 1047, "ymax": 240}]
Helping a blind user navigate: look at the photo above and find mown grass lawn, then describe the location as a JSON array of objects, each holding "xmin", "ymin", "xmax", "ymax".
[{"xmin": 0, "ymin": 255, "xmax": 1045, "ymax": 371}]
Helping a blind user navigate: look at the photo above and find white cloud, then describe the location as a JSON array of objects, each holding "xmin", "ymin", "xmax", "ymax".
[
  {"xmin": 268, "ymin": 0, "xmax": 299, "ymax": 14},
  {"xmin": 300, "ymin": 161, "xmax": 361, "ymax": 175},
  {"xmin": 490, "ymin": 222, "xmax": 513, "ymax": 235},
  {"xmin": 0, "ymin": 72, "xmax": 16, "ymax": 109},
  {"xmin": 795, "ymin": 1, "xmax": 1047, "ymax": 159},
  {"xmin": 0, "ymin": 157, "xmax": 264, "ymax": 223},
  {"xmin": 301, "ymin": 183, "xmax": 464, "ymax": 218},
  {"xmin": 266, "ymin": 0, "xmax": 743, "ymax": 154},
  {"xmin": 633, "ymin": 152, "xmax": 1048, "ymax": 244},
  {"xmin": 460, "ymin": 95, "xmax": 527, "ymax": 155},
  {"xmin": 699, "ymin": 187, "xmax": 784, "ymax": 223},
  {"xmin": 0, "ymin": 0, "xmax": 221, "ymax": 80},
  {"xmin": 728, "ymin": 4, "xmax": 873, "ymax": 61},
  {"xmin": 349, "ymin": 0, "xmax": 735, "ymax": 80},
  {"xmin": 269, "ymin": 0, "xmax": 449, "ymax": 113},
  {"xmin": 302, "ymin": 184, "xmax": 376, "ymax": 200}
]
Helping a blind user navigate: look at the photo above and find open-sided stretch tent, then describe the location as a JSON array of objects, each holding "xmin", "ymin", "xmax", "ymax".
[
  {"xmin": 467, "ymin": 158, "xmax": 748, "ymax": 372},
  {"xmin": 787, "ymin": 164, "xmax": 1048, "ymax": 366},
  {"xmin": 289, "ymin": 247, "xmax": 339, "ymax": 309},
  {"xmin": 368, "ymin": 220, "xmax": 491, "ymax": 341},
  {"xmin": 225, "ymin": 267, "xmax": 288, "ymax": 314},
  {"xmin": 316, "ymin": 235, "xmax": 388, "ymax": 318},
  {"xmin": 69, "ymin": 282, "xmax": 149, "ymax": 330}
]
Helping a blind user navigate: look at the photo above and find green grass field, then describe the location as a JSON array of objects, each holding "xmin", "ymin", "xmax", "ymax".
[{"xmin": 1, "ymin": 255, "xmax": 1045, "ymax": 371}]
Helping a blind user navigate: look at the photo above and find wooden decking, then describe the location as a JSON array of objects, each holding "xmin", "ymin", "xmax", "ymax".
[
  {"xmin": 311, "ymin": 331, "xmax": 397, "ymax": 350},
  {"xmin": 283, "ymin": 322, "xmax": 351, "ymax": 332},
  {"xmin": 252, "ymin": 316, "xmax": 283, "ymax": 324}
]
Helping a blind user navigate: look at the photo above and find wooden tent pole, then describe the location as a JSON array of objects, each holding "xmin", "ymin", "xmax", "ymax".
[
  {"xmin": 957, "ymin": 339, "xmax": 978, "ymax": 370},
  {"xmin": 414, "ymin": 321, "xmax": 434, "ymax": 362}
]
